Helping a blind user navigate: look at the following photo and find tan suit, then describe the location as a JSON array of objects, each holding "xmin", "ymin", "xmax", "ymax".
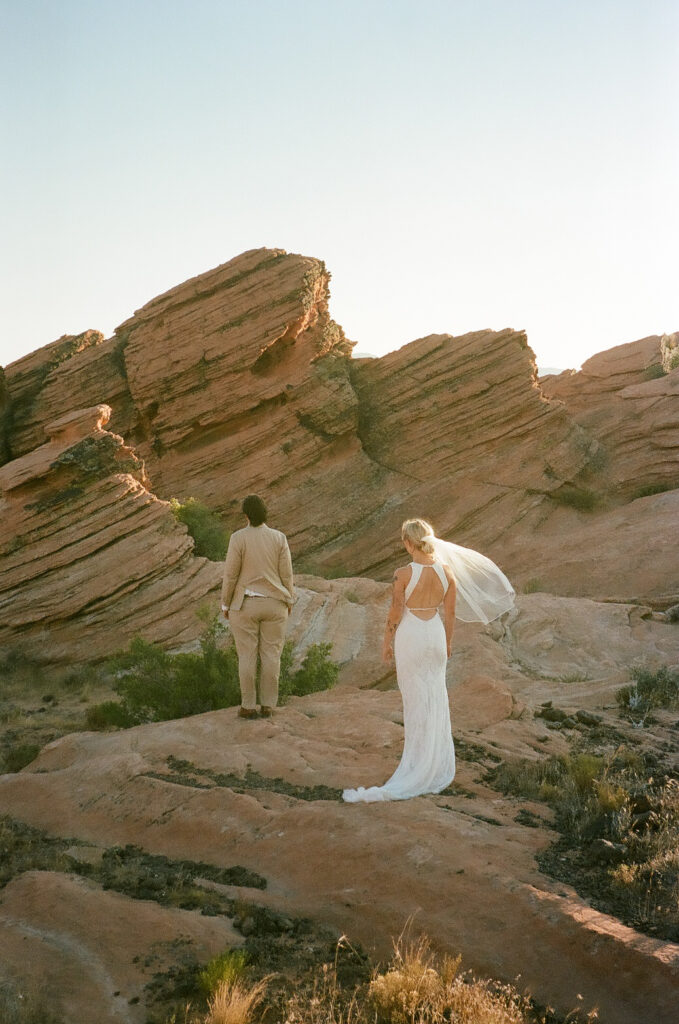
[{"xmin": 222, "ymin": 524, "xmax": 294, "ymax": 709}]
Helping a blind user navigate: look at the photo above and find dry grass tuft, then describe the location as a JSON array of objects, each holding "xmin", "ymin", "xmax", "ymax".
[
  {"xmin": 368, "ymin": 934, "xmax": 527, "ymax": 1024},
  {"xmin": 160, "ymin": 931, "xmax": 598, "ymax": 1024},
  {"xmin": 203, "ymin": 978, "xmax": 266, "ymax": 1024}
]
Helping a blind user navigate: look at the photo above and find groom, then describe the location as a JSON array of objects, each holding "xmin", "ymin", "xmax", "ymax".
[{"xmin": 221, "ymin": 494, "xmax": 294, "ymax": 719}]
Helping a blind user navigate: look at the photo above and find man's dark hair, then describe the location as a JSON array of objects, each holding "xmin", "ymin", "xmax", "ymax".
[{"xmin": 242, "ymin": 494, "xmax": 267, "ymax": 526}]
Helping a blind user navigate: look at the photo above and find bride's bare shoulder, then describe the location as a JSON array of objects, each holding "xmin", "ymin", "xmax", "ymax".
[
  {"xmin": 440, "ymin": 562, "xmax": 456, "ymax": 585},
  {"xmin": 393, "ymin": 565, "xmax": 412, "ymax": 587}
]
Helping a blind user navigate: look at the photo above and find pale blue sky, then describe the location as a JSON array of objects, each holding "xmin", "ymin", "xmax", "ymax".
[{"xmin": 1, "ymin": 0, "xmax": 677, "ymax": 370}]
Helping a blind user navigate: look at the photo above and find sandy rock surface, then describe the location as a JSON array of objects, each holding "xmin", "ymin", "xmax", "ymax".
[
  {"xmin": 1, "ymin": 595, "xmax": 678, "ymax": 1024},
  {"xmin": 0, "ymin": 870, "xmax": 241, "ymax": 1024},
  {"xmin": 1, "ymin": 668, "xmax": 678, "ymax": 1024}
]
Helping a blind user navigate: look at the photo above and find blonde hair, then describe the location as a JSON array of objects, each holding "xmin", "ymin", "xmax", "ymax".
[{"xmin": 401, "ymin": 518, "xmax": 436, "ymax": 555}]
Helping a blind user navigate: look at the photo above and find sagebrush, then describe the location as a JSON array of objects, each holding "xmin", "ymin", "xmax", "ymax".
[
  {"xmin": 87, "ymin": 617, "xmax": 339, "ymax": 728},
  {"xmin": 489, "ymin": 746, "xmax": 679, "ymax": 940}
]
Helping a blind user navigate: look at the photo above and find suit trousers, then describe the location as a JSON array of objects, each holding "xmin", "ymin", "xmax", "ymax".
[{"xmin": 229, "ymin": 596, "xmax": 289, "ymax": 709}]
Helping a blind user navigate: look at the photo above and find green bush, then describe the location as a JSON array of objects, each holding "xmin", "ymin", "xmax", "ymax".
[
  {"xmin": 199, "ymin": 949, "xmax": 249, "ymax": 995},
  {"xmin": 87, "ymin": 619, "xmax": 339, "ymax": 728},
  {"xmin": 279, "ymin": 642, "xmax": 339, "ymax": 701},
  {"xmin": 522, "ymin": 578, "xmax": 543, "ymax": 594},
  {"xmin": 616, "ymin": 664, "xmax": 679, "ymax": 719},
  {"xmin": 631, "ymin": 480, "xmax": 679, "ymax": 500},
  {"xmin": 170, "ymin": 497, "xmax": 230, "ymax": 561},
  {"xmin": 85, "ymin": 700, "xmax": 136, "ymax": 730},
  {"xmin": 550, "ymin": 485, "xmax": 598, "ymax": 511},
  {"xmin": 107, "ymin": 621, "xmax": 241, "ymax": 725}
]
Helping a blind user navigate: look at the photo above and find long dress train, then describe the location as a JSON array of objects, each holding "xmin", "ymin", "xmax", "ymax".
[{"xmin": 343, "ymin": 562, "xmax": 455, "ymax": 802}]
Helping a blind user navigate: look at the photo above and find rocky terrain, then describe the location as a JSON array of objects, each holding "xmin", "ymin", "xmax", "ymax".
[
  {"xmin": 1, "ymin": 249, "xmax": 678, "ymax": 1023},
  {"xmin": 0, "ymin": 591, "xmax": 678, "ymax": 1023}
]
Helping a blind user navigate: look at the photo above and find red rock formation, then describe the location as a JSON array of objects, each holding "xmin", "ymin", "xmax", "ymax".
[
  {"xmin": 541, "ymin": 332, "xmax": 679, "ymax": 500},
  {"xmin": 2, "ymin": 250, "xmax": 677, "ymax": 611},
  {"xmin": 2, "ymin": 331, "xmax": 108, "ymax": 460},
  {"xmin": 1, "ymin": 249, "xmax": 597, "ymax": 584},
  {"xmin": 0, "ymin": 404, "xmax": 220, "ymax": 663}
]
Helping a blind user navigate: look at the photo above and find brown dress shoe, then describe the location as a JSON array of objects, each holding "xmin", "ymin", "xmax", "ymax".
[
  {"xmin": 259, "ymin": 705, "xmax": 274, "ymax": 718},
  {"xmin": 238, "ymin": 706, "xmax": 258, "ymax": 719}
]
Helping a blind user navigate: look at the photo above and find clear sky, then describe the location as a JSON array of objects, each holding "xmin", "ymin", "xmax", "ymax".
[{"xmin": 1, "ymin": 0, "xmax": 677, "ymax": 371}]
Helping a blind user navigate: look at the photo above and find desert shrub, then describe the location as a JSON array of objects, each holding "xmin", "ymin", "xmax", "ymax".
[
  {"xmin": 204, "ymin": 977, "xmax": 266, "ymax": 1024},
  {"xmin": 522, "ymin": 578, "xmax": 543, "ymax": 594},
  {"xmin": 279, "ymin": 642, "xmax": 339, "ymax": 701},
  {"xmin": 170, "ymin": 497, "xmax": 230, "ymax": 561},
  {"xmin": 199, "ymin": 950, "xmax": 250, "ymax": 995},
  {"xmin": 85, "ymin": 700, "xmax": 136, "ymax": 730},
  {"xmin": 0, "ymin": 649, "xmax": 46, "ymax": 692},
  {"xmin": 549, "ymin": 486, "xmax": 598, "ymax": 512},
  {"xmin": 490, "ymin": 750, "xmax": 638, "ymax": 841},
  {"xmin": 489, "ymin": 747, "xmax": 679, "ymax": 939},
  {"xmin": 631, "ymin": 480, "xmax": 679, "ymax": 500},
  {"xmin": 616, "ymin": 664, "xmax": 679, "ymax": 720},
  {"xmin": 2, "ymin": 741, "xmax": 41, "ymax": 773},
  {"xmin": 666, "ymin": 604, "xmax": 679, "ymax": 623},
  {"xmin": 668, "ymin": 348, "xmax": 679, "ymax": 372},
  {"xmin": 100, "ymin": 622, "xmax": 241, "ymax": 726},
  {"xmin": 87, "ymin": 619, "xmax": 339, "ymax": 728},
  {"xmin": 282, "ymin": 934, "xmax": 533, "ymax": 1024}
]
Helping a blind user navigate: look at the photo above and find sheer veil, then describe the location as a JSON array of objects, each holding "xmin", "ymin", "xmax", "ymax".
[{"xmin": 431, "ymin": 537, "xmax": 515, "ymax": 624}]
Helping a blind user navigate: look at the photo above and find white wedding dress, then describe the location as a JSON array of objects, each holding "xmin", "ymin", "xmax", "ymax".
[{"xmin": 343, "ymin": 561, "xmax": 455, "ymax": 803}]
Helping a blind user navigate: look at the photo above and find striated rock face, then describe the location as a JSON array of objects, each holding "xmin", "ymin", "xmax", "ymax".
[
  {"xmin": 0, "ymin": 404, "xmax": 220, "ymax": 664},
  {"xmin": 541, "ymin": 333, "xmax": 679, "ymax": 500},
  {"xmin": 343, "ymin": 330, "xmax": 594, "ymax": 578},
  {"xmin": 1, "ymin": 249, "xmax": 677, "ymax": 655},
  {"xmin": 2, "ymin": 249, "xmax": 600, "ymax": 584},
  {"xmin": 2, "ymin": 331, "xmax": 108, "ymax": 461}
]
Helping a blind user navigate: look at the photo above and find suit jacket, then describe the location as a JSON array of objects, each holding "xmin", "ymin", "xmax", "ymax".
[{"xmin": 221, "ymin": 524, "xmax": 294, "ymax": 611}]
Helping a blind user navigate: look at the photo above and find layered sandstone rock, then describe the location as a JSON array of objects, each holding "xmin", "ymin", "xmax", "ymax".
[
  {"xmin": 342, "ymin": 329, "xmax": 596, "ymax": 578},
  {"xmin": 2, "ymin": 250, "xmax": 677, "ymax": 626},
  {"xmin": 2, "ymin": 249, "xmax": 600, "ymax": 584},
  {"xmin": 2, "ymin": 331, "xmax": 107, "ymax": 461},
  {"xmin": 541, "ymin": 333, "xmax": 679, "ymax": 500},
  {"xmin": 0, "ymin": 404, "xmax": 220, "ymax": 664},
  {"xmin": 501, "ymin": 488, "xmax": 679, "ymax": 608}
]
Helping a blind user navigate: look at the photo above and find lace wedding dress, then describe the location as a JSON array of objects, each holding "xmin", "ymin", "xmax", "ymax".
[{"xmin": 343, "ymin": 562, "xmax": 455, "ymax": 803}]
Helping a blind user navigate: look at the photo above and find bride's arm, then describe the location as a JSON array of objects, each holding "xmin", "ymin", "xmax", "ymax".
[
  {"xmin": 442, "ymin": 567, "xmax": 457, "ymax": 657},
  {"xmin": 382, "ymin": 568, "xmax": 408, "ymax": 663}
]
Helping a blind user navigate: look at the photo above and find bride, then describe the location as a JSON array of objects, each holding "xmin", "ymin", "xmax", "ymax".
[{"xmin": 342, "ymin": 518, "xmax": 515, "ymax": 803}]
